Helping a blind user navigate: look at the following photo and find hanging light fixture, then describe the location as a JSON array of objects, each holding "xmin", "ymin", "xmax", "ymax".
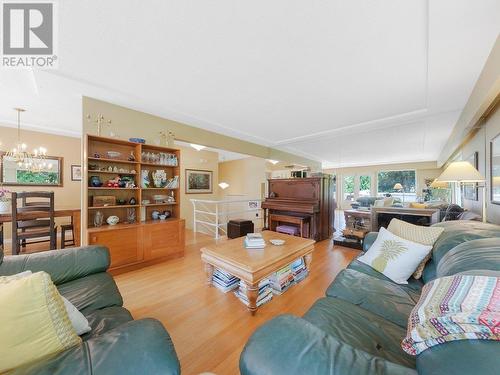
[{"xmin": 5, "ymin": 108, "xmax": 50, "ymax": 172}]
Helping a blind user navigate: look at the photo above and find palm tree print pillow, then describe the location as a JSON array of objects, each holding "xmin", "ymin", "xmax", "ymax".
[{"xmin": 358, "ymin": 227, "xmax": 432, "ymax": 284}]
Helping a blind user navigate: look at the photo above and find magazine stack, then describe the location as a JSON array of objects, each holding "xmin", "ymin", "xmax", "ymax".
[
  {"xmin": 291, "ymin": 258, "xmax": 308, "ymax": 283},
  {"xmin": 244, "ymin": 233, "xmax": 266, "ymax": 249},
  {"xmin": 212, "ymin": 268, "xmax": 240, "ymax": 293},
  {"xmin": 234, "ymin": 278, "xmax": 273, "ymax": 307},
  {"xmin": 269, "ymin": 264, "xmax": 294, "ymax": 294}
]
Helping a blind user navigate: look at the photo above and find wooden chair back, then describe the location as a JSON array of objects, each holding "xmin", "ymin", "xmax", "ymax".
[{"xmin": 11, "ymin": 191, "xmax": 56, "ymax": 254}]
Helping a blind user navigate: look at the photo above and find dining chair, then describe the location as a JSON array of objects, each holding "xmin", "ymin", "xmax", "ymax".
[{"xmin": 11, "ymin": 191, "xmax": 57, "ymax": 255}]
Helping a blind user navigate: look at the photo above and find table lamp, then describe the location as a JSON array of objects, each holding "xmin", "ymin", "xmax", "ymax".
[
  {"xmin": 393, "ymin": 183, "xmax": 404, "ymax": 203},
  {"xmin": 436, "ymin": 161, "xmax": 486, "ymax": 222}
]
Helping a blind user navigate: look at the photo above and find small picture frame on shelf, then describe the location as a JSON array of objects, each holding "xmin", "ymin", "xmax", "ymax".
[
  {"xmin": 71, "ymin": 165, "xmax": 82, "ymax": 181},
  {"xmin": 185, "ymin": 169, "xmax": 213, "ymax": 194}
]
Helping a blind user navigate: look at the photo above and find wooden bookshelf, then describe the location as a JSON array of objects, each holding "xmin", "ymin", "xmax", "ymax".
[{"xmin": 84, "ymin": 134, "xmax": 185, "ymax": 273}]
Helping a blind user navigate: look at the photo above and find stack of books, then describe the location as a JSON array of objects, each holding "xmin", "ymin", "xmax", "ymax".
[
  {"xmin": 269, "ymin": 264, "xmax": 294, "ymax": 295},
  {"xmin": 291, "ymin": 258, "xmax": 308, "ymax": 283},
  {"xmin": 244, "ymin": 233, "xmax": 266, "ymax": 249},
  {"xmin": 235, "ymin": 279, "xmax": 273, "ymax": 307},
  {"xmin": 212, "ymin": 269, "xmax": 240, "ymax": 293}
]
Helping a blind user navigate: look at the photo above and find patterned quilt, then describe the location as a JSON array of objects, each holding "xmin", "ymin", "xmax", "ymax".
[{"xmin": 402, "ymin": 275, "xmax": 500, "ymax": 355}]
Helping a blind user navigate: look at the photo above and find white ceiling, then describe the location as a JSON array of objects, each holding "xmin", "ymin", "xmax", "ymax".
[
  {"xmin": 0, "ymin": 1, "xmax": 498, "ymax": 168},
  {"xmin": 174, "ymin": 140, "xmax": 250, "ymax": 162}
]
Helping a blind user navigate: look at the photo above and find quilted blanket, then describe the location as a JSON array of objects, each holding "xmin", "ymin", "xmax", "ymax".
[{"xmin": 402, "ymin": 275, "xmax": 500, "ymax": 355}]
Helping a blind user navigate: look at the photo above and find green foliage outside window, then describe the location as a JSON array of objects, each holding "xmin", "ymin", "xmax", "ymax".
[
  {"xmin": 344, "ymin": 176, "xmax": 354, "ymax": 193},
  {"xmin": 359, "ymin": 175, "xmax": 371, "ymax": 191},
  {"xmin": 377, "ymin": 170, "xmax": 416, "ymax": 193}
]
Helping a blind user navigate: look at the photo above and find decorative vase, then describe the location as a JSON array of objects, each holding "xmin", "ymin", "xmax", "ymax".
[
  {"xmin": 152, "ymin": 170, "xmax": 167, "ymax": 188},
  {"xmin": 93, "ymin": 211, "xmax": 104, "ymax": 227},
  {"xmin": 0, "ymin": 199, "xmax": 10, "ymax": 213},
  {"xmin": 151, "ymin": 210, "xmax": 160, "ymax": 220},
  {"xmin": 129, "ymin": 197, "xmax": 137, "ymax": 205},
  {"xmin": 90, "ymin": 176, "xmax": 103, "ymax": 187},
  {"xmin": 163, "ymin": 210, "xmax": 171, "ymax": 219},
  {"xmin": 126, "ymin": 208, "xmax": 136, "ymax": 223}
]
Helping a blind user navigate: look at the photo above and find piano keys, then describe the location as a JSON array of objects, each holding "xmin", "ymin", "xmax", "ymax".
[{"xmin": 262, "ymin": 175, "xmax": 335, "ymax": 241}]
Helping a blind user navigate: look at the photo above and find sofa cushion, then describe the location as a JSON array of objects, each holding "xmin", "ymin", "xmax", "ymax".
[
  {"xmin": 436, "ymin": 238, "xmax": 500, "ymax": 277},
  {"xmin": 326, "ymin": 269, "xmax": 421, "ymax": 327},
  {"xmin": 82, "ymin": 306, "xmax": 133, "ymax": 341},
  {"xmin": 303, "ymin": 297, "xmax": 415, "ymax": 368},
  {"xmin": 9, "ymin": 319, "xmax": 181, "ymax": 375},
  {"xmin": 57, "ymin": 272, "xmax": 123, "ymax": 316}
]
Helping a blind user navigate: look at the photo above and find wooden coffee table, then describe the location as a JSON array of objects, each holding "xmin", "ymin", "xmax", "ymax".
[{"xmin": 200, "ymin": 231, "xmax": 315, "ymax": 315}]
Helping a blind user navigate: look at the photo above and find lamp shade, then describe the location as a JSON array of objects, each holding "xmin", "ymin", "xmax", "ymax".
[
  {"xmin": 393, "ymin": 183, "xmax": 403, "ymax": 190},
  {"xmin": 429, "ymin": 179, "xmax": 449, "ymax": 189},
  {"xmin": 436, "ymin": 161, "xmax": 485, "ymax": 183}
]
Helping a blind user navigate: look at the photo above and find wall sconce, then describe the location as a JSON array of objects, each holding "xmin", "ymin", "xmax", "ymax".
[
  {"xmin": 218, "ymin": 182, "xmax": 229, "ymax": 189},
  {"xmin": 267, "ymin": 159, "xmax": 279, "ymax": 165}
]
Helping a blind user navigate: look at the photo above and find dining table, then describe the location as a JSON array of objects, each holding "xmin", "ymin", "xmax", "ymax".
[{"xmin": 0, "ymin": 208, "xmax": 81, "ymax": 252}]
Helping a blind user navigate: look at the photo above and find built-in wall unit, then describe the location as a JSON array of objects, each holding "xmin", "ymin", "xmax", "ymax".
[{"xmin": 84, "ymin": 135, "xmax": 184, "ymax": 273}]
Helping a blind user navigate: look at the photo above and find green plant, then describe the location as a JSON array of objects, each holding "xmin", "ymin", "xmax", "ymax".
[{"xmin": 372, "ymin": 240, "xmax": 407, "ymax": 272}]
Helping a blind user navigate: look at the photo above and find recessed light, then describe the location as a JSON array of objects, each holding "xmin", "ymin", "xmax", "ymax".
[
  {"xmin": 190, "ymin": 144, "xmax": 206, "ymax": 151},
  {"xmin": 267, "ymin": 159, "xmax": 279, "ymax": 165}
]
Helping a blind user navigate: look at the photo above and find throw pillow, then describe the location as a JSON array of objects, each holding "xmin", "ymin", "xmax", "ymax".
[
  {"xmin": 387, "ymin": 219, "xmax": 444, "ymax": 279},
  {"xmin": 1, "ymin": 270, "xmax": 91, "ymax": 335},
  {"xmin": 409, "ymin": 202, "xmax": 426, "ymax": 209},
  {"xmin": 0, "ymin": 271, "xmax": 81, "ymax": 373},
  {"xmin": 373, "ymin": 199, "xmax": 385, "ymax": 207},
  {"xmin": 383, "ymin": 197, "xmax": 394, "ymax": 207},
  {"xmin": 358, "ymin": 227, "xmax": 432, "ymax": 284}
]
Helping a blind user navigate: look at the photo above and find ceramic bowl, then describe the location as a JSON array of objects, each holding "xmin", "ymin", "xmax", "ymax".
[
  {"xmin": 106, "ymin": 215, "xmax": 119, "ymax": 225},
  {"xmin": 270, "ymin": 239, "xmax": 285, "ymax": 246},
  {"xmin": 129, "ymin": 138, "xmax": 146, "ymax": 144},
  {"xmin": 153, "ymin": 194, "xmax": 168, "ymax": 202},
  {"xmin": 159, "ymin": 214, "xmax": 167, "ymax": 220}
]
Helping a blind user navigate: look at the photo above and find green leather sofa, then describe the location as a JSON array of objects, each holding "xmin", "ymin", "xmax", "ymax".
[
  {"xmin": 240, "ymin": 221, "xmax": 500, "ymax": 375},
  {"xmin": 0, "ymin": 246, "xmax": 180, "ymax": 375}
]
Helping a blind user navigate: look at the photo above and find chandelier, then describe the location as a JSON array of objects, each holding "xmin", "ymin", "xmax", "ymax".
[{"xmin": 5, "ymin": 108, "xmax": 51, "ymax": 172}]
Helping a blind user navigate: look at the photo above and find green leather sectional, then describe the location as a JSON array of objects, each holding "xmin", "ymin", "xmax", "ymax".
[
  {"xmin": 0, "ymin": 246, "xmax": 180, "ymax": 375},
  {"xmin": 240, "ymin": 221, "xmax": 500, "ymax": 375}
]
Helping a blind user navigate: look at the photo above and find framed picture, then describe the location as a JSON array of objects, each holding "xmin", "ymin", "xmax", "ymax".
[
  {"xmin": 248, "ymin": 200, "xmax": 260, "ymax": 210},
  {"xmin": 185, "ymin": 169, "xmax": 213, "ymax": 194},
  {"xmin": 461, "ymin": 151, "xmax": 478, "ymax": 201},
  {"xmin": 71, "ymin": 165, "xmax": 82, "ymax": 181},
  {"xmin": 491, "ymin": 134, "xmax": 500, "ymax": 204},
  {"xmin": 0, "ymin": 153, "xmax": 63, "ymax": 186}
]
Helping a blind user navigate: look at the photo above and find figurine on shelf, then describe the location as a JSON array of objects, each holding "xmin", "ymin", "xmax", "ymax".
[
  {"xmin": 93, "ymin": 211, "xmax": 104, "ymax": 227},
  {"xmin": 141, "ymin": 170, "xmax": 150, "ymax": 188},
  {"xmin": 128, "ymin": 151, "xmax": 136, "ymax": 161},
  {"xmin": 129, "ymin": 197, "xmax": 137, "ymax": 205},
  {"xmin": 126, "ymin": 208, "xmax": 136, "ymax": 223},
  {"xmin": 93, "ymin": 152, "xmax": 101, "ymax": 158},
  {"xmin": 167, "ymin": 191, "xmax": 175, "ymax": 202},
  {"xmin": 151, "ymin": 210, "xmax": 160, "ymax": 220},
  {"xmin": 106, "ymin": 176, "xmax": 120, "ymax": 188}
]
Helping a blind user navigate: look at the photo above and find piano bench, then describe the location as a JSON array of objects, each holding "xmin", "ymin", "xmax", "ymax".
[{"xmin": 276, "ymin": 225, "xmax": 300, "ymax": 236}]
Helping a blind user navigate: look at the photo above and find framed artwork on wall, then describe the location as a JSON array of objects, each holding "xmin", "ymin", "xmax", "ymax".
[
  {"xmin": 0, "ymin": 153, "xmax": 63, "ymax": 186},
  {"xmin": 185, "ymin": 169, "xmax": 213, "ymax": 194},
  {"xmin": 461, "ymin": 151, "xmax": 478, "ymax": 201},
  {"xmin": 491, "ymin": 134, "xmax": 500, "ymax": 205},
  {"xmin": 71, "ymin": 165, "xmax": 82, "ymax": 181}
]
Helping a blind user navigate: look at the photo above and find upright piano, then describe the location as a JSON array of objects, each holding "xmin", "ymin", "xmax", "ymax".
[{"xmin": 262, "ymin": 175, "xmax": 335, "ymax": 241}]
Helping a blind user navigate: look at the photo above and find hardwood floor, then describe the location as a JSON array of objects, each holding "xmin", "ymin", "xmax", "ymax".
[{"xmin": 114, "ymin": 230, "xmax": 359, "ymax": 375}]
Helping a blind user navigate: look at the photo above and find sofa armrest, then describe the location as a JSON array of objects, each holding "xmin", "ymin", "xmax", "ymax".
[
  {"xmin": 363, "ymin": 232, "xmax": 378, "ymax": 252},
  {"xmin": 240, "ymin": 315, "xmax": 416, "ymax": 375},
  {"xmin": 10, "ymin": 318, "xmax": 181, "ymax": 375},
  {"xmin": 0, "ymin": 246, "xmax": 110, "ymax": 285}
]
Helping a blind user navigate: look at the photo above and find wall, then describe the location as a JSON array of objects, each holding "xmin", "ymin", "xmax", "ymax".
[
  {"xmin": 324, "ymin": 161, "xmax": 443, "ymax": 209},
  {"xmin": 180, "ymin": 146, "xmax": 219, "ymax": 229},
  {"xmin": 218, "ymin": 157, "xmax": 266, "ymax": 230},
  {"xmin": 459, "ymin": 105, "xmax": 500, "ymax": 222},
  {"xmin": 0, "ymin": 124, "xmax": 81, "ymax": 238}
]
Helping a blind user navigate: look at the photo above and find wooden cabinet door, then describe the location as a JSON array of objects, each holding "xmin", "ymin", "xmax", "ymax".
[
  {"xmin": 88, "ymin": 226, "xmax": 144, "ymax": 268},
  {"xmin": 144, "ymin": 220, "xmax": 185, "ymax": 260}
]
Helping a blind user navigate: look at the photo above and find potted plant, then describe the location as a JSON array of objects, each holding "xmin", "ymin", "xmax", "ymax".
[{"xmin": 0, "ymin": 186, "xmax": 11, "ymax": 213}]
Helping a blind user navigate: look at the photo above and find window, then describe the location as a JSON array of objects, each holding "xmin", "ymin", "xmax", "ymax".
[
  {"xmin": 343, "ymin": 175, "xmax": 354, "ymax": 201},
  {"xmin": 359, "ymin": 175, "xmax": 371, "ymax": 197},
  {"xmin": 377, "ymin": 170, "xmax": 416, "ymax": 202}
]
